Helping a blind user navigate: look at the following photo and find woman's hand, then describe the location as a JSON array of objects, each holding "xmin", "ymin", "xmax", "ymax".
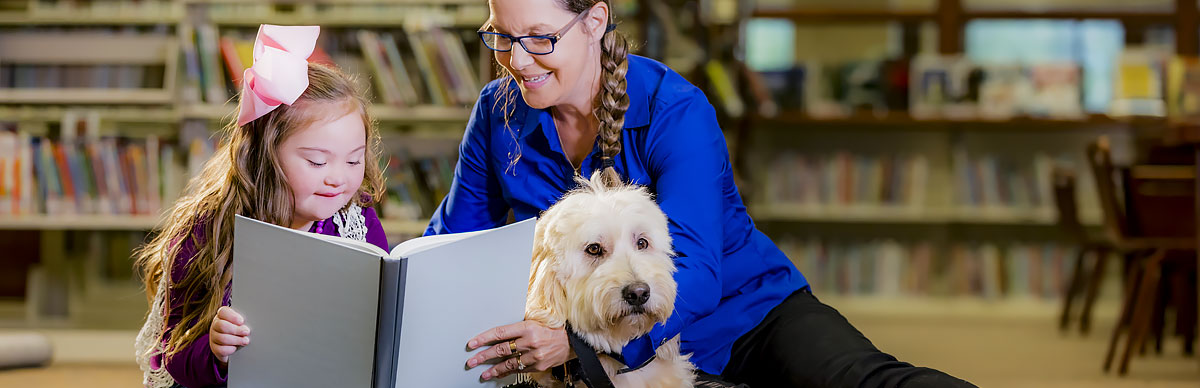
[
  {"xmin": 466, "ymin": 320, "xmax": 572, "ymax": 381},
  {"xmin": 209, "ymin": 306, "xmax": 250, "ymax": 366}
]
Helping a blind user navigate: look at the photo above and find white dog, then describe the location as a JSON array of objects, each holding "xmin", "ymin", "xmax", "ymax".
[{"xmin": 525, "ymin": 173, "xmax": 695, "ymax": 388}]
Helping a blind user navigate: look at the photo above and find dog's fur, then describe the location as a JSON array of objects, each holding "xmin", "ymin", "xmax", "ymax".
[{"xmin": 525, "ymin": 173, "xmax": 695, "ymax": 388}]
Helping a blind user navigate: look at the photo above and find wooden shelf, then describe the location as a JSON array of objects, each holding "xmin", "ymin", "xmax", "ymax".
[
  {"xmin": 0, "ymin": 106, "xmax": 179, "ymax": 124},
  {"xmin": 0, "ymin": 214, "xmax": 432, "ymax": 234},
  {"xmin": 0, "ymin": 13, "xmax": 179, "ymax": 25},
  {"xmin": 752, "ymin": 7, "xmax": 1172, "ymax": 24},
  {"xmin": 752, "ymin": 8, "xmax": 933, "ymax": 23},
  {"xmin": 0, "ymin": 89, "xmax": 174, "ymax": 105},
  {"xmin": 755, "ymin": 112, "xmax": 1154, "ymax": 131},
  {"xmin": 181, "ymin": 104, "xmax": 236, "ymax": 121},
  {"xmin": 181, "ymin": 104, "xmax": 473, "ymax": 124},
  {"xmin": 965, "ymin": 10, "xmax": 1173, "ymax": 23},
  {"xmin": 0, "ymin": 215, "xmax": 162, "ymax": 230},
  {"xmin": 185, "ymin": 0, "xmax": 483, "ymax": 4},
  {"xmin": 379, "ymin": 218, "xmax": 429, "ymax": 235},
  {"xmin": 750, "ymin": 203, "xmax": 1102, "ymax": 226},
  {"xmin": 820, "ymin": 296, "xmax": 1118, "ymax": 321},
  {"xmin": 209, "ymin": 15, "xmax": 485, "ymax": 28},
  {"xmin": 369, "ymin": 105, "xmax": 473, "ymax": 124}
]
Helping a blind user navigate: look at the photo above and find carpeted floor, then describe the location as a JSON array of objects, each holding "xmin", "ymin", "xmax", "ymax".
[{"xmin": 2, "ymin": 301, "xmax": 1196, "ymax": 387}]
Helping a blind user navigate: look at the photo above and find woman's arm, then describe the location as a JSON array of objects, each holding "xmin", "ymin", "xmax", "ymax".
[
  {"xmin": 425, "ymin": 88, "xmax": 510, "ymax": 235},
  {"xmin": 620, "ymin": 89, "xmax": 727, "ymax": 368}
]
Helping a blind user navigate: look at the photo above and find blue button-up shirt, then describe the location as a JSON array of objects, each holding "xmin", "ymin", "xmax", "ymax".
[{"xmin": 425, "ymin": 55, "xmax": 807, "ymax": 375}]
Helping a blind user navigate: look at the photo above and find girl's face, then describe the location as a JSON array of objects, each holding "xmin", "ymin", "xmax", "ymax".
[
  {"xmin": 279, "ymin": 109, "xmax": 367, "ymax": 230},
  {"xmin": 487, "ymin": 0, "xmax": 608, "ymax": 110}
]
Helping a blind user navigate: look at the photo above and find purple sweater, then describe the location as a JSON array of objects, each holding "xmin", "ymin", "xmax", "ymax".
[{"xmin": 158, "ymin": 207, "xmax": 388, "ymax": 388}]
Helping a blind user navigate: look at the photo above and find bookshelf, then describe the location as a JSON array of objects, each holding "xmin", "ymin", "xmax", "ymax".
[
  {"xmin": 0, "ymin": 0, "xmax": 490, "ymax": 327},
  {"xmin": 749, "ymin": 203, "xmax": 1103, "ymax": 226},
  {"xmin": 690, "ymin": 0, "xmax": 1200, "ymax": 307},
  {"xmin": 0, "ymin": 215, "xmax": 162, "ymax": 231},
  {"xmin": 4, "ymin": 0, "xmax": 1186, "ymax": 325},
  {"xmin": 0, "ymin": 214, "xmax": 429, "ymax": 234},
  {"xmin": 755, "ymin": 112, "xmax": 1159, "ymax": 132},
  {"xmin": 181, "ymin": 103, "xmax": 473, "ymax": 124}
]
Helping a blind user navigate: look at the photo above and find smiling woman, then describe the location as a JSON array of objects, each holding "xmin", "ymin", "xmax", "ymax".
[{"xmin": 427, "ymin": 1, "xmax": 979, "ymax": 387}]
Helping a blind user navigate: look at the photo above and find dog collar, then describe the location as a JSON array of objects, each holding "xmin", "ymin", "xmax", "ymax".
[
  {"xmin": 552, "ymin": 323, "xmax": 657, "ymax": 387},
  {"xmin": 560, "ymin": 323, "xmax": 616, "ymax": 388}
]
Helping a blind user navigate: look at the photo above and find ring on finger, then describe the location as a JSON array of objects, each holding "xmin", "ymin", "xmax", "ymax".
[
  {"xmin": 507, "ymin": 340, "xmax": 518, "ymax": 355},
  {"xmin": 516, "ymin": 357, "xmax": 526, "ymax": 371}
]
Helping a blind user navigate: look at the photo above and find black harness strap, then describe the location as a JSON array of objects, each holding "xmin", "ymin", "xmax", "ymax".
[{"xmin": 563, "ymin": 323, "xmax": 615, "ymax": 388}]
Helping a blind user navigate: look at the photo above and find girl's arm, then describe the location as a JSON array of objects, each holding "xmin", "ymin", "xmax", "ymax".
[
  {"xmin": 425, "ymin": 88, "xmax": 510, "ymax": 235},
  {"xmin": 162, "ymin": 231, "xmax": 231, "ymax": 387},
  {"xmin": 165, "ymin": 332, "xmax": 228, "ymax": 387}
]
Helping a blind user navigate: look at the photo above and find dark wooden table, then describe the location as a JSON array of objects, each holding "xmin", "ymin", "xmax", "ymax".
[{"xmin": 1162, "ymin": 124, "xmax": 1200, "ymax": 361}]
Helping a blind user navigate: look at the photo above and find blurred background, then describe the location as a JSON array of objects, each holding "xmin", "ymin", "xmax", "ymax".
[{"xmin": 1, "ymin": 0, "xmax": 1199, "ymax": 387}]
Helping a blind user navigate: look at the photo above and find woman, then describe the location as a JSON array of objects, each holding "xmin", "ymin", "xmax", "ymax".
[{"xmin": 427, "ymin": 0, "xmax": 975, "ymax": 386}]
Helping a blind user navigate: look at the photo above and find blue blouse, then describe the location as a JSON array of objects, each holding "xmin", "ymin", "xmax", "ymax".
[{"xmin": 425, "ymin": 55, "xmax": 807, "ymax": 374}]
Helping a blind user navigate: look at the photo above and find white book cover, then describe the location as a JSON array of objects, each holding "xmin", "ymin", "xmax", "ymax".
[{"xmin": 230, "ymin": 215, "xmax": 533, "ymax": 388}]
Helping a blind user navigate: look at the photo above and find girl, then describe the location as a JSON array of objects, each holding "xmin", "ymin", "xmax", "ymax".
[
  {"xmin": 435, "ymin": 1, "xmax": 976, "ymax": 387},
  {"xmin": 133, "ymin": 25, "xmax": 388, "ymax": 388}
]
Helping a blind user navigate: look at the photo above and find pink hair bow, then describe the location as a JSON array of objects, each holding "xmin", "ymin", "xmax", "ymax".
[{"xmin": 236, "ymin": 24, "xmax": 321, "ymax": 126}]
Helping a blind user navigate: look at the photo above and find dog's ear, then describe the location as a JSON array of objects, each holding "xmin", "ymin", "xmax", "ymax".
[{"xmin": 526, "ymin": 211, "xmax": 568, "ymax": 328}]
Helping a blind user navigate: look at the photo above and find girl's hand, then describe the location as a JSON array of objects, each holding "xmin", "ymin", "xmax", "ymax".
[
  {"xmin": 209, "ymin": 306, "xmax": 250, "ymax": 366},
  {"xmin": 466, "ymin": 320, "xmax": 572, "ymax": 381}
]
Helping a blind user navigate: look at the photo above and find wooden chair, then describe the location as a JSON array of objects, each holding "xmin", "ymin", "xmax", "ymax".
[
  {"xmin": 1089, "ymin": 137, "xmax": 1197, "ymax": 376},
  {"xmin": 1054, "ymin": 167, "xmax": 1113, "ymax": 335}
]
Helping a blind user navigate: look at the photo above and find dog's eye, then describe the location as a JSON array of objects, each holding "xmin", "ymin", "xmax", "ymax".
[
  {"xmin": 585, "ymin": 243, "xmax": 604, "ymax": 257},
  {"xmin": 637, "ymin": 238, "xmax": 649, "ymax": 250}
]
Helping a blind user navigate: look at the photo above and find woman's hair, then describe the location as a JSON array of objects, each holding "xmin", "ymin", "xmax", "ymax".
[
  {"xmin": 493, "ymin": 0, "xmax": 631, "ymax": 186},
  {"xmin": 134, "ymin": 63, "xmax": 384, "ymax": 357}
]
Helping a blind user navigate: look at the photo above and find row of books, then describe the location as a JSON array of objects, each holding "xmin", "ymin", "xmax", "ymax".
[
  {"xmin": 0, "ymin": 121, "xmax": 182, "ymax": 217},
  {"xmin": 353, "ymin": 28, "xmax": 482, "ymax": 107},
  {"xmin": 744, "ymin": 55, "xmax": 1088, "ymax": 120},
  {"xmin": 763, "ymin": 151, "xmax": 929, "ymax": 208},
  {"xmin": 745, "ymin": 48, "xmax": 1200, "ymax": 122},
  {"xmin": 0, "ymin": 116, "xmax": 460, "ymax": 221},
  {"xmin": 763, "ymin": 149, "xmax": 1097, "ymax": 214},
  {"xmin": 10, "ymin": 0, "xmax": 487, "ymax": 19},
  {"xmin": 952, "ymin": 149, "xmax": 1059, "ymax": 210},
  {"xmin": 378, "ymin": 145, "xmax": 456, "ymax": 222},
  {"xmin": 0, "ymin": 28, "xmax": 170, "ymax": 90},
  {"xmin": 16, "ymin": 0, "xmax": 176, "ymax": 17},
  {"xmin": 779, "ymin": 238, "xmax": 1077, "ymax": 299},
  {"xmin": 181, "ymin": 23, "xmax": 483, "ymax": 107},
  {"xmin": 0, "ymin": 62, "xmax": 166, "ymax": 90}
]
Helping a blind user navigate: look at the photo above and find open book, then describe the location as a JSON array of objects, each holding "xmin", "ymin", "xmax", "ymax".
[{"xmin": 228, "ymin": 215, "xmax": 534, "ymax": 387}]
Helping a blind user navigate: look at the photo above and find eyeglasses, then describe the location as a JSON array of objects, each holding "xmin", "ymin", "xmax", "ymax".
[{"xmin": 478, "ymin": 9, "xmax": 591, "ymax": 55}]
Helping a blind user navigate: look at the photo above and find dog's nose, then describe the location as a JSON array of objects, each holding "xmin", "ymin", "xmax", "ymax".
[{"xmin": 622, "ymin": 282, "xmax": 651, "ymax": 306}]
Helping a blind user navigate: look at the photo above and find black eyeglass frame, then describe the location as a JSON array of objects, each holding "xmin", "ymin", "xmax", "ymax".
[{"xmin": 477, "ymin": 8, "xmax": 593, "ymax": 55}]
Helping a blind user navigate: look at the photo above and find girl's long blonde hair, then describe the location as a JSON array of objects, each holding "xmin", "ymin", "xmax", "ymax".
[{"xmin": 135, "ymin": 63, "xmax": 384, "ymax": 357}]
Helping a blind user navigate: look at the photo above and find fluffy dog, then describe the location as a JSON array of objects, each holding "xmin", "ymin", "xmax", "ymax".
[{"xmin": 525, "ymin": 173, "xmax": 694, "ymax": 388}]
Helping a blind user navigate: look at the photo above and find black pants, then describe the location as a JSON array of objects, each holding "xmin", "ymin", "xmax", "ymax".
[{"xmin": 720, "ymin": 289, "xmax": 977, "ymax": 388}]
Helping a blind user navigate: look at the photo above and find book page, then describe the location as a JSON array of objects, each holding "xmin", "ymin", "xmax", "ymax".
[
  {"xmin": 391, "ymin": 218, "xmax": 535, "ymax": 387},
  {"xmin": 388, "ymin": 227, "xmax": 486, "ymax": 258},
  {"xmin": 315, "ymin": 231, "xmax": 388, "ymax": 256}
]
